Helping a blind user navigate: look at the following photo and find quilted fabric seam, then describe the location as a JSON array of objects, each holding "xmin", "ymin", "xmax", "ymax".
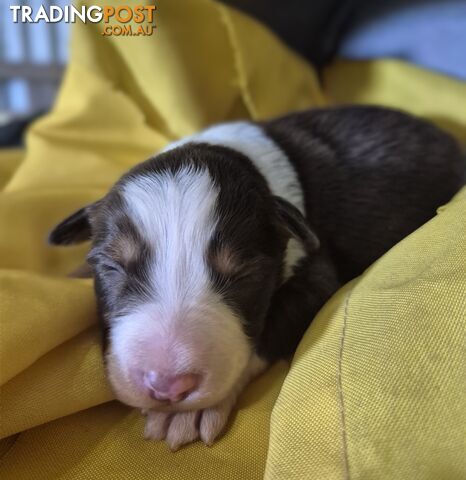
[{"xmin": 337, "ymin": 289, "xmax": 353, "ymax": 480}]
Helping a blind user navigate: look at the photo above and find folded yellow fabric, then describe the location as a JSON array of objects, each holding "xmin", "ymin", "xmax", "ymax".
[
  {"xmin": 265, "ymin": 188, "xmax": 466, "ymax": 479},
  {"xmin": 0, "ymin": 1, "xmax": 319, "ymax": 478},
  {"xmin": 1, "ymin": 2, "xmax": 465, "ymax": 479}
]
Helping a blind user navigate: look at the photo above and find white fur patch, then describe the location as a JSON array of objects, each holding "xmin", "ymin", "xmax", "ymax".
[
  {"xmin": 163, "ymin": 121, "xmax": 305, "ymax": 214},
  {"xmin": 106, "ymin": 166, "xmax": 252, "ymax": 411},
  {"xmin": 283, "ymin": 238, "xmax": 306, "ymax": 282}
]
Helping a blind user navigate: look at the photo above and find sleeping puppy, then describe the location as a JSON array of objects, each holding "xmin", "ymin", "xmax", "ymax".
[{"xmin": 49, "ymin": 106, "xmax": 464, "ymax": 450}]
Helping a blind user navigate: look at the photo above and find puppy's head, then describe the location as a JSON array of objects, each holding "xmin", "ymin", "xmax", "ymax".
[{"xmin": 49, "ymin": 144, "xmax": 318, "ymax": 411}]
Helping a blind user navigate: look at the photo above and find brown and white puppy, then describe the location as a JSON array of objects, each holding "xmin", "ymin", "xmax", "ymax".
[{"xmin": 49, "ymin": 106, "xmax": 464, "ymax": 450}]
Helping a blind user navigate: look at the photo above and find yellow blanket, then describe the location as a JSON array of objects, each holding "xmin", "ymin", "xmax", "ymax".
[{"xmin": 1, "ymin": 1, "xmax": 465, "ymax": 478}]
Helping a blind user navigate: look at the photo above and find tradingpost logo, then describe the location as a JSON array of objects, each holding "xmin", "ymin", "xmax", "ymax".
[{"xmin": 9, "ymin": 3, "xmax": 157, "ymax": 37}]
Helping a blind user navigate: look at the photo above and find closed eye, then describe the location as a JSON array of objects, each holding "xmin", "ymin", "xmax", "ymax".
[{"xmin": 101, "ymin": 261, "xmax": 125, "ymax": 274}]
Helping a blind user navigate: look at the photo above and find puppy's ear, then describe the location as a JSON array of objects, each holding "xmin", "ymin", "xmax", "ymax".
[
  {"xmin": 273, "ymin": 196, "xmax": 320, "ymax": 252},
  {"xmin": 48, "ymin": 205, "xmax": 93, "ymax": 245}
]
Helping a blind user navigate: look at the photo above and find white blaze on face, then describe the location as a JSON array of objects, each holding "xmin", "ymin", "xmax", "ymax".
[
  {"xmin": 106, "ymin": 166, "xmax": 253, "ymax": 410},
  {"xmin": 126, "ymin": 166, "xmax": 217, "ymax": 311}
]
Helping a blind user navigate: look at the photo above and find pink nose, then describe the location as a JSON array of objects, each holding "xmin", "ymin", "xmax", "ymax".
[{"xmin": 143, "ymin": 371, "xmax": 199, "ymax": 402}]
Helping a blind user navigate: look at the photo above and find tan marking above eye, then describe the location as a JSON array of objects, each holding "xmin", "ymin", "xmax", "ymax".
[
  {"xmin": 210, "ymin": 246, "xmax": 242, "ymax": 277},
  {"xmin": 109, "ymin": 236, "xmax": 139, "ymax": 266}
]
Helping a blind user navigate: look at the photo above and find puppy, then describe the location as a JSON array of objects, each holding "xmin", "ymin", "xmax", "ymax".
[{"xmin": 49, "ymin": 106, "xmax": 464, "ymax": 450}]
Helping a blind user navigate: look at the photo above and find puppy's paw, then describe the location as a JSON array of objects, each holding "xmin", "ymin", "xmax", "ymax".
[
  {"xmin": 143, "ymin": 399, "xmax": 234, "ymax": 450},
  {"xmin": 144, "ymin": 410, "xmax": 172, "ymax": 442},
  {"xmin": 199, "ymin": 400, "xmax": 233, "ymax": 446}
]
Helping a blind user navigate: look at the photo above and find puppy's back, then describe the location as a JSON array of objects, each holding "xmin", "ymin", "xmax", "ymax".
[{"xmin": 263, "ymin": 106, "xmax": 465, "ymax": 280}]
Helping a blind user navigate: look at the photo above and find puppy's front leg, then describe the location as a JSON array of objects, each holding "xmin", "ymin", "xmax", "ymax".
[{"xmin": 198, "ymin": 353, "xmax": 267, "ymax": 445}]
